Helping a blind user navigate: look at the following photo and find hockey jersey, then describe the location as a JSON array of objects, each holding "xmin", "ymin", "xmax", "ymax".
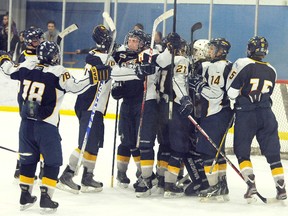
[
  {"xmin": 226, "ymin": 57, "xmax": 276, "ymax": 109},
  {"xmin": 74, "ymin": 49, "xmax": 115, "ymax": 114},
  {"xmin": 200, "ymin": 59, "xmax": 232, "ymax": 117},
  {"xmin": 0, "ymin": 60, "xmax": 92, "ymax": 126}
]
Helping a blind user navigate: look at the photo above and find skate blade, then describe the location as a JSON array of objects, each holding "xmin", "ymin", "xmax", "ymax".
[
  {"xmin": 20, "ymin": 202, "xmax": 36, "ymax": 211},
  {"xmin": 154, "ymin": 187, "xmax": 165, "ymax": 195},
  {"xmin": 163, "ymin": 191, "xmax": 184, "ymax": 199},
  {"xmin": 81, "ymin": 185, "xmax": 103, "ymax": 193},
  {"xmin": 56, "ymin": 182, "xmax": 80, "ymax": 194},
  {"xmin": 117, "ymin": 181, "xmax": 129, "ymax": 189},
  {"xmin": 40, "ymin": 207, "xmax": 57, "ymax": 214},
  {"xmin": 200, "ymin": 195, "xmax": 228, "ymax": 203},
  {"xmin": 246, "ymin": 196, "xmax": 257, "ymax": 204},
  {"xmin": 136, "ymin": 189, "xmax": 151, "ymax": 198}
]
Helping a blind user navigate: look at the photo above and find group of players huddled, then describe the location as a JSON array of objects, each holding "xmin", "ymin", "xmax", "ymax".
[{"xmin": 0, "ymin": 18, "xmax": 286, "ymax": 213}]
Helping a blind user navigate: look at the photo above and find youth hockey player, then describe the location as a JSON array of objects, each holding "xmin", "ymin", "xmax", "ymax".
[
  {"xmin": 226, "ymin": 36, "xmax": 287, "ymax": 201},
  {"xmin": 110, "ymin": 29, "xmax": 159, "ymax": 196},
  {"xmin": 57, "ymin": 24, "xmax": 114, "ymax": 194},
  {"xmin": 13, "ymin": 27, "xmax": 45, "ymax": 180},
  {"xmin": 189, "ymin": 38, "xmax": 233, "ymax": 201},
  {"xmin": 0, "ymin": 40, "xmax": 110, "ymax": 213},
  {"xmin": 155, "ymin": 33, "xmax": 194, "ymax": 198}
]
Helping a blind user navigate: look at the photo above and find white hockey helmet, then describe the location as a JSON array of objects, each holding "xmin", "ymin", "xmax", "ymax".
[{"xmin": 192, "ymin": 39, "xmax": 210, "ymax": 63}]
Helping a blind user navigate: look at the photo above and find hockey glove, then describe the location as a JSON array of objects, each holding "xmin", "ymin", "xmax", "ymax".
[
  {"xmin": 0, "ymin": 50, "xmax": 12, "ymax": 66},
  {"xmin": 189, "ymin": 74, "xmax": 207, "ymax": 93},
  {"xmin": 179, "ymin": 96, "xmax": 193, "ymax": 118},
  {"xmin": 89, "ymin": 65, "xmax": 111, "ymax": 85},
  {"xmin": 135, "ymin": 63, "xmax": 156, "ymax": 80},
  {"xmin": 111, "ymin": 81, "xmax": 124, "ymax": 100},
  {"xmin": 166, "ymin": 32, "xmax": 182, "ymax": 53}
]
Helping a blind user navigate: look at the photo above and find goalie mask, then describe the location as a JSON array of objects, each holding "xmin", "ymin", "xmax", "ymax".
[
  {"xmin": 92, "ymin": 25, "xmax": 112, "ymax": 52},
  {"xmin": 36, "ymin": 41, "xmax": 60, "ymax": 65},
  {"xmin": 24, "ymin": 27, "xmax": 44, "ymax": 48},
  {"xmin": 209, "ymin": 38, "xmax": 231, "ymax": 60},
  {"xmin": 192, "ymin": 39, "xmax": 210, "ymax": 63},
  {"xmin": 124, "ymin": 29, "xmax": 146, "ymax": 52},
  {"xmin": 247, "ymin": 36, "xmax": 268, "ymax": 58}
]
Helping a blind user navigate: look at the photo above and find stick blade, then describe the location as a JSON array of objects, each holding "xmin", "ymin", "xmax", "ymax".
[
  {"xmin": 191, "ymin": 22, "xmax": 202, "ymax": 32},
  {"xmin": 102, "ymin": 12, "xmax": 116, "ymax": 32}
]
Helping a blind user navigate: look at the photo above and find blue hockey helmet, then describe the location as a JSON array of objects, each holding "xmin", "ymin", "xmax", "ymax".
[{"xmin": 36, "ymin": 41, "xmax": 60, "ymax": 65}]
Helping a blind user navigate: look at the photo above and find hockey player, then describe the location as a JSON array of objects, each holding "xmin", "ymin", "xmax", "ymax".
[
  {"xmin": 184, "ymin": 39, "xmax": 211, "ymax": 196},
  {"xmin": 110, "ymin": 29, "xmax": 159, "ymax": 196},
  {"xmin": 18, "ymin": 27, "xmax": 44, "ymax": 63},
  {"xmin": 155, "ymin": 33, "xmax": 194, "ymax": 198},
  {"xmin": 226, "ymin": 36, "xmax": 287, "ymax": 201},
  {"xmin": 189, "ymin": 38, "xmax": 233, "ymax": 201},
  {"xmin": 13, "ymin": 27, "xmax": 45, "ymax": 180},
  {"xmin": 0, "ymin": 41, "xmax": 110, "ymax": 213},
  {"xmin": 57, "ymin": 25, "xmax": 114, "ymax": 194}
]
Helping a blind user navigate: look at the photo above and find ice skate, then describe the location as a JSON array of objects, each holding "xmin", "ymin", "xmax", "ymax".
[
  {"xmin": 164, "ymin": 182, "xmax": 184, "ymax": 198},
  {"xmin": 40, "ymin": 186, "xmax": 58, "ymax": 214},
  {"xmin": 198, "ymin": 182, "xmax": 225, "ymax": 202},
  {"xmin": 19, "ymin": 184, "xmax": 37, "ymax": 211},
  {"xmin": 81, "ymin": 167, "xmax": 103, "ymax": 193},
  {"xmin": 219, "ymin": 175, "xmax": 230, "ymax": 201},
  {"xmin": 276, "ymin": 179, "xmax": 287, "ymax": 200},
  {"xmin": 244, "ymin": 174, "xmax": 257, "ymax": 204},
  {"xmin": 116, "ymin": 170, "xmax": 130, "ymax": 188},
  {"xmin": 57, "ymin": 165, "xmax": 81, "ymax": 194},
  {"xmin": 135, "ymin": 176, "xmax": 152, "ymax": 198}
]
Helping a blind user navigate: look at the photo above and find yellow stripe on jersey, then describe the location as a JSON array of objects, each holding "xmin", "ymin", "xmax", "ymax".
[
  {"xmin": 75, "ymin": 148, "xmax": 81, "ymax": 153},
  {"xmin": 83, "ymin": 151, "xmax": 97, "ymax": 161},
  {"xmin": 167, "ymin": 165, "xmax": 180, "ymax": 175},
  {"xmin": 19, "ymin": 175, "xmax": 34, "ymax": 185},
  {"xmin": 271, "ymin": 167, "xmax": 284, "ymax": 176},
  {"xmin": 140, "ymin": 160, "xmax": 154, "ymax": 167},
  {"xmin": 239, "ymin": 160, "xmax": 253, "ymax": 170},
  {"xmin": 42, "ymin": 177, "xmax": 57, "ymax": 187},
  {"xmin": 117, "ymin": 155, "xmax": 130, "ymax": 163}
]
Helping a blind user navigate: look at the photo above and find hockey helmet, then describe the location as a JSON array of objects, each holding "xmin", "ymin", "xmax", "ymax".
[
  {"xmin": 124, "ymin": 29, "xmax": 147, "ymax": 52},
  {"xmin": 36, "ymin": 41, "xmax": 60, "ymax": 65},
  {"xmin": 92, "ymin": 25, "xmax": 112, "ymax": 52},
  {"xmin": 24, "ymin": 27, "xmax": 44, "ymax": 47},
  {"xmin": 247, "ymin": 36, "xmax": 268, "ymax": 58},
  {"xmin": 192, "ymin": 39, "xmax": 210, "ymax": 62},
  {"xmin": 209, "ymin": 38, "xmax": 231, "ymax": 59}
]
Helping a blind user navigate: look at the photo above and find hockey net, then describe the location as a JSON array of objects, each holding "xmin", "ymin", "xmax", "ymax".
[{"xmin": 225, "ymin": 80, "xmax": 288, "ymax": 159}]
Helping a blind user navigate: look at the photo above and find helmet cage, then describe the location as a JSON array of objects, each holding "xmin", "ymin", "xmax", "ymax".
[{"xmin": 124, "ymin": 29, "xmax": 146, "ymax": 52}]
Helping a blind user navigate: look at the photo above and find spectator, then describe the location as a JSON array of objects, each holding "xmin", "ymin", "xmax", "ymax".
[
  {"xmin": 43, "ymin": 20, "xmax": 60, "ymax": 43},
  {"xmin": 12, "ymin": 31, "xmax": 26, "ymax": 62}
]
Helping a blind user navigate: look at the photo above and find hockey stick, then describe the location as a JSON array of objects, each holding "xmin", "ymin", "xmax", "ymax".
[
  {"xmin": 111, "ymin": 100, "xmax": 120, "ymax": 187},
  {"xmin": 169, "ymin": 0, "xmax": 177, "ymax": 120},
  {"xmin": 56, "ymin": 23, "xmax": 79, "ymax": 45},
  {"xmin": 187, "ymin": 115, "xmax": 276, "ymax": 204},
  {"xmin": 0, "ymin": 146, "xmax": 32, "ymax": 156},
  {"xmin": 74, "ymin": 12, "xmax": 116, "ymax": 176},
  {"xmin": 136, "ymin": 9, "xmax": 174, "ymax": 148},
  {"xmin": 209, "ymin": 114, "xmax": 235, "ymax": 174},
  {"xmin": 190, "ymin": 22, "xmax": 202, "ymax": 122}
]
